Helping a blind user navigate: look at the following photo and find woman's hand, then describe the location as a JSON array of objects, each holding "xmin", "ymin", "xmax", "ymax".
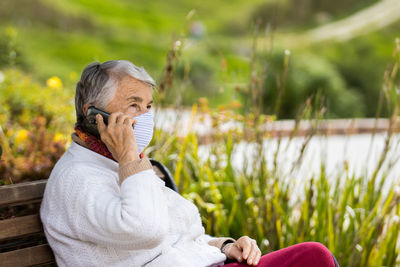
[
  {"xmin": 96, "ymin": 112, "xmax": 139, "ymax": 165},
  {"xmin": 224, "ymin": 236, "xmax": 261, "ymax": 266}
]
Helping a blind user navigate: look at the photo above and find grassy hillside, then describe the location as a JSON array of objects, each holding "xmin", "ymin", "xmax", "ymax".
[
  {"xmin": 0, "ymin": 0, "xmax": 399, "ymax": 115},
  {"xmin": 0, "ymin": 0, "xmax": 266, "ymax": 81}
]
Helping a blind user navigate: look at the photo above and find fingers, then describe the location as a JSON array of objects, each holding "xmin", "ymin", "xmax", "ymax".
[
  {"xmin": 254, "ymin": 249, "xmax": 262, "ymax": 265},
  {"xmin": 96, "ymin": 114, "xmax": 114, "ymax": 146},
  {"xmin": 224, "ymin": 243, "xmax": 244, "ymax": 263},
  {"xmin": 247, "ymin": 242, "xmax": 256, "ymax": 265},
  {"xmin": 247, "ymin": 241, "xmax": 261, "ymax": 266},
  {"xmin": 114, "ymin": 113, "xmax": 136, "ymax": 128},
  {"xmin": 123, "ymin": 117, "xmax": 136, "ymax": 126},
  {"xmin": 239, "ymin": 237, "xmax": 252, "ymax": 261},
  {"xmin": 96, "ymin": 114, "xmax": 106, "ymax": 134},
  {"xmin": 108, "ymin": 112, "xmax": 123, "ymax": 127},
  {"xmin": 108, "ymin": 112, "xmax": 134, "ymax": 131},
  {"xmin": 237, "ymin": 236, "xmax": 261, "ymax": 266},
  {"xmin": 96, "ymin": 112, "xmax": 134, "ymax": 142}
]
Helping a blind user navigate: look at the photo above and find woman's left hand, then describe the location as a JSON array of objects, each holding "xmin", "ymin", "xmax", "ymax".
[{"xmin": 224, "ymin": 236, "xmax": 262, "ymax": 266}]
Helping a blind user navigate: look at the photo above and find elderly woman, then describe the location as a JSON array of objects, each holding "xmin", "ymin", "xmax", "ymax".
[{"xmin": 40, "ymin": 60, "xmax": 339, "ymax": 267}]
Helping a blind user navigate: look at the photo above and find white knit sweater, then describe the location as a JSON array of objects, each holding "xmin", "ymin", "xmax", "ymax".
[{"xmin": 40, "ymin": 142, "xmax": 227, "ymax": 267}]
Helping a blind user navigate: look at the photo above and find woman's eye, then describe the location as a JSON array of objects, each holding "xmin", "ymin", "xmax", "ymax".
[
  {"xmin": 130, "ymin": 104, "xmax": 138, "ymax": 108},
  {"xmin": 147, "ymin": 105, "xmax": 152, "ymax": 110}
]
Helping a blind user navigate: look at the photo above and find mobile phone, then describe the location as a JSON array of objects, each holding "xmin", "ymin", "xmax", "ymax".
[
  {"xmin": 87, "ymin": 106, "xmax": 110, "ymax": 125},
  {"xmin": 81, "ymin": 106, "xmax": 134, "ymax": 137},
  {"xmin": 80, "ymin": 106, "xmax": 109, "ymax": 137}
]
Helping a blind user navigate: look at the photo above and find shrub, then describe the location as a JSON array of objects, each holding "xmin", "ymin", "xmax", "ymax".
[
  {"xmin": 0, "ymin": 68, "xmax": 75, "ymax": 132},
  {"xmin": 258, "ymin": 50, "xmax": 364, "ymax": 118},
  {"xmin": 0, "ymin": 69, "xmax": 72, "ymax": 184},
  {"xmin": 0, "ymin": 27, "xmax": 25, "ymax": 69},
  {"xmin": 0, "ymin": 116, "xmax": 66, "ymax": 185},
  {"xmin": 319, "ymin": 29, "xmax": 400, "ymax": 117}
]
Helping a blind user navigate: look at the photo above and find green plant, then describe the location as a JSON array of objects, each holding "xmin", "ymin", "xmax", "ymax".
[
  {"xmin": 0, "ymin": 27, "xmax": 25, "ymax": 68},
  {"xmin": 147, "ymin": 38, "xmax": 400, "ymax": 266},
  {"xmin": 0, "ymin": 69, "xmax": 71, "ymax": 184},
  {"xmin": 257, "ymin": 49, "xmax": 365, "ymax": 119},
  {"xmin": 0, "ymin": 115, "xmax": 67, "ymax": 184},
  {"xmin": 0, "ymin": 69, "xmax": 75, "ymax": 132}
]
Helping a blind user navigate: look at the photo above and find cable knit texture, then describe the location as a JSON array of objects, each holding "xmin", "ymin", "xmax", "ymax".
[{"xmin": 40, "ymin": 141, "xmax": 229, "ymax": 267}]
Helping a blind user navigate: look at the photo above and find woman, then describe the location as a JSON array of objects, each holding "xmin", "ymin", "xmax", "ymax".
[{"xmin": 40, "ymin": 60, "xmax": 339, "ymax": 267}]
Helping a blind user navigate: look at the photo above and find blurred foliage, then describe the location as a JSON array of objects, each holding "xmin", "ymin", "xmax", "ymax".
[
  {"xmin": 258, "ymin": 50, "xmax": 365, "ymax": 118},
  {"xmin": 316, "ymin": 24, "xmax": 400, "ymax": 117},
  {"xmin": 0, "ymin": 68, "xmax": 73, "ymax": 184},
  {"xmin": 0, "ymin": 27, "xmax": 25, "ymax": 69},
  {"xmin": 0, "ymin": 0, "xmax": 398, "ymax": 116},
  {"xmin": 0, "ymin": 69, "xmax": 75, "ymax": 132},
  {"xmin": 250, "ymin": 0, "xmax": 379, "ymax": 29},
  {"xmin": 174, "ymin": 55, "xmax": 221, "ymax": 106},
  {"xmin": 0, "ymin": 116, "xmax": 66, "ymax": 185}
]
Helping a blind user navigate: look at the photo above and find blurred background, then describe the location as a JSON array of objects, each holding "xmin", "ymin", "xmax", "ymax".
[
  {"xmin": 1, "ymin": 0, "xmax": 399, "ymax": 116},
  {"xmin": 1, "ymin": 1, "xmax": 400, "ymax": 266}
]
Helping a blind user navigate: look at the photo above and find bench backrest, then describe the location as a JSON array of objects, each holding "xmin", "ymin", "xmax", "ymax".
[{"xmin": 0, "ymin": 160, "xmax": 176, "ymax": 267}]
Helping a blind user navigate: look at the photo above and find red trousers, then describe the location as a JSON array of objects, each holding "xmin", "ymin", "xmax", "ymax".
[{"xmin": 223, "ymin": 242, "xmax": 338, "ymax": 267}]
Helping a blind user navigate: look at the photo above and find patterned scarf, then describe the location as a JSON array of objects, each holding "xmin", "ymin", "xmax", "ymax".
[{"xmin": 73, "ymin": 126, "xmax": 144, "ymax": 162}]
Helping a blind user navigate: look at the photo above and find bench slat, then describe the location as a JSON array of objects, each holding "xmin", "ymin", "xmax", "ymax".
[
  {"xmin": 0, "ymin": 244, "xmax": 55, "ymax": 266},
  {"xmin": 0, "ymin": 180, "xmax": 47, "ymax": 206},
  {"xmin": 0, "ymin": 214, "xmax": 43, "ymax": 241}
]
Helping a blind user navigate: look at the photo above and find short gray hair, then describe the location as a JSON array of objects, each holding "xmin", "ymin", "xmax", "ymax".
[{"xmin": 74, "ymin": 60, "xmax": 155, "ymax": 126}]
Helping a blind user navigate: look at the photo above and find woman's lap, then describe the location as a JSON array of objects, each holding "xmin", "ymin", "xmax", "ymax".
[{"xmin": 223, "ymin": 242, "xmax": 338, "ymax": 267}]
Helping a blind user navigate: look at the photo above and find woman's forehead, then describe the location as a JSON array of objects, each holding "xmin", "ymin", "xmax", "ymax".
[{"xmin": 118, "ymin": 76, "xmax": 152, "ymax": 99}]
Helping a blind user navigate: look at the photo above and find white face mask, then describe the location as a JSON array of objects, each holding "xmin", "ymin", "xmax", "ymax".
[{"xmin": 133, "ymin": 111, "xmax": 154, "ymax": 154}]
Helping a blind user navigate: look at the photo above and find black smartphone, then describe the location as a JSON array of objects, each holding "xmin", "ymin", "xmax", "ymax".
[
  {"xmin": 81, "ymin": 106, "xmax": 110, "ymax": 137},
  {"xmin": 87, "ymin": 106, "xmax": 110, "ymax": 125},
  {"xmin": 81, "ymin": 106, "xmax": 134, "ymax": 137}
]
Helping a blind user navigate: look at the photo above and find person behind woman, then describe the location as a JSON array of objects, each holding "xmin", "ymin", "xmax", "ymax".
[{"xmin": 40, "ymin": 60, "xmax": 339, "ymax": 267}]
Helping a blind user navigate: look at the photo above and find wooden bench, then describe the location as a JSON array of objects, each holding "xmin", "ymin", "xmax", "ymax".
[{"xmin": 0, "ymin": 159, "xmax": 177, "ymax": 267}]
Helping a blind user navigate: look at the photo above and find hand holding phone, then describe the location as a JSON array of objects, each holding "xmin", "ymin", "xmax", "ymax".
[{"xmin": 87, "ymin": 107, "xmax": 140, "ymax": 164}]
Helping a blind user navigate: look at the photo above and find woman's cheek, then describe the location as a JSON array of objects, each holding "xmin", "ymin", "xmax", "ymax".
[{"xmin": 127, "ymin": 106, "xmax": 139, "ymax": 116}]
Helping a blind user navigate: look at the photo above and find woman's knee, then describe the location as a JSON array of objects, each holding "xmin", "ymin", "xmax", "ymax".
[
  {"xmin": 300, "ymin": 242, "xmax": 336, "ymax": 267},
  {"xmin": 256, "ymin": 241, "xmax": 337, "ymax": 267}
]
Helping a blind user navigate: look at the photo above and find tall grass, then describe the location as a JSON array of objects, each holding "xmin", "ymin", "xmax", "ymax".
[{"xmin": 148, "ymin": 35, "xmax": 400, "ymax": 266}]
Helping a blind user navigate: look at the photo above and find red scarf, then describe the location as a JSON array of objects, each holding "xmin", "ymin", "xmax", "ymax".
[{"xmin": 74, "ymin": 126, "xmax": 143, "ymax": 161}]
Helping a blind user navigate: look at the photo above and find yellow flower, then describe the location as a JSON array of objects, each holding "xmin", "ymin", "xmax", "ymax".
[
  {"xmin": 46, "ymin": 76, "xmax": 63, "ymax": 89},
  {"xmin": 15, "ymin": 129, "xmax": 28, "ymax": 145},
  {"xmin": 53, "ymin": 133, "xmax": 64, "ymax": 142}
]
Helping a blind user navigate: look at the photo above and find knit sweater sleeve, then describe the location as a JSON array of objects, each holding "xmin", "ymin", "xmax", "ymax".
[{"xmin": 66, "ymin": 165, "xmax": 169, "ymax": 250}]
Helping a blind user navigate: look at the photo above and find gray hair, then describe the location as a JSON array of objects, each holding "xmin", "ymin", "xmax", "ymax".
[{"xmin": 74, "ymin": 60, "xmax": 155, "ymax": 126}]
